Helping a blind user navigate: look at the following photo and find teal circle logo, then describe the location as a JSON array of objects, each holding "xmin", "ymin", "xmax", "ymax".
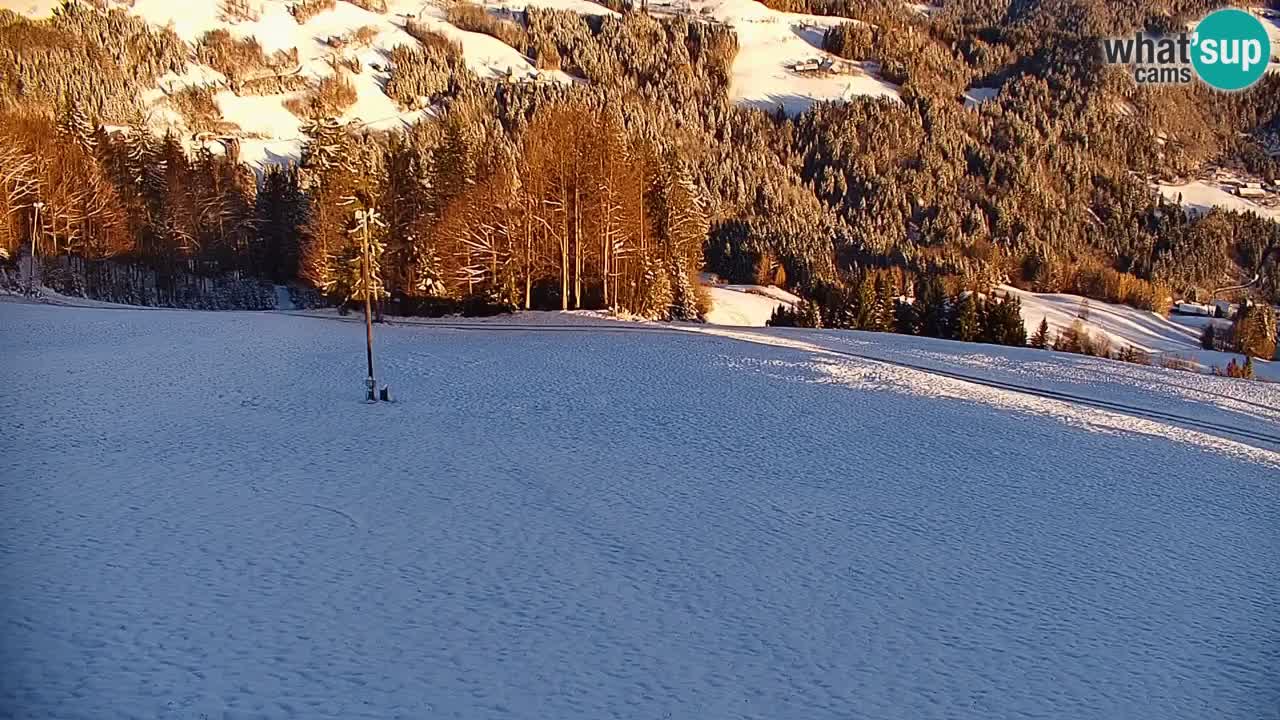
[{"xmin": 1192, "ymin": 9, "xmax": 1271, "ymax": 91}]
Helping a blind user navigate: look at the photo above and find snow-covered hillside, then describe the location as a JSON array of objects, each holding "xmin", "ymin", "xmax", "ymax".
[
  {"xmin": 10, "ymin": 0, "xmax": 899, "ymax": 165},
  {"xmin": 1158, "ymin": 180, "xmax": 1280, "ymax": 222},
  {"xmin": 0, "ymin": 0, "xmax": 59, "ymax": 15},
  {"xmin": 124, "ymin": 0, "xmax": 576, "ymax": 165},
  {"xmin": 2, "ymin": 300, "xmax": 1277, "ymax": 719},
  {"xmin": 701, "ymin": 281, "xmax": 1276, "ymax": 379},
  {"xmin": 675, "ymin": 0, "xmax": 898, "ymax": 115},
  {"xmin": 1006, "ymin": 285, "xmax": 1279, "ymax": 380},
  {"xmin": 702, "ymin": 281, "xmax": 799, "ymax": 325}
]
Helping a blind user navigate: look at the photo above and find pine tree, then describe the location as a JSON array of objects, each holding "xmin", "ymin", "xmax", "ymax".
[
  {"xmin": 894, "ymin": 297, "xmax": 919, "ymax": 335},
  {"xmin": 337, "ymin": 201, "xmax": 388, "ymax": 305},
  {"xmin": 977, "ymin": 294, "xmax": 998, "ymax": 344},
  {"xmin": 871, "ymin": 273, "xmax": 894, "ymax": 331},
  {"xmin": 799, "ymin": 299, "xmax": 823, "ymax": 328},
  {"xmin": 638, "ymin": 255, "xmax": 672, "ymax": 320},
  {"xmin": 1232, "ymin": 304, "xmax": 1278, "ymax": 359},
  {"xmin": 917, "ymin": 275, "xmax": 948, "ymax": 338},
  {"xmin": 668, "ymin": 260, "xmax": 701, "ymax": 321},
  {"xmin": 951, "ymin": 293, "xmax": 980, "ymax": 342},
  {"xmin": 58, "ymin": 102, "xmax": 97, "ymax": 154},
  {"xmin": 255, "ymin": 164, "xmax": 305, "ymax": 283},
  {"xmin": 854, "ymin": 273, "xmax": 876, "ymax": 329},
  {"xmin": 999, "ymin": 296, "xmax": 1028, "ymax": 346},
  {"xmin": 414, "ymin": 243, "xmax": 447, "ymax": 297},
  {"xmin": 1030, "ymin": 316, "xmax": 1050, "ymax": 349}
]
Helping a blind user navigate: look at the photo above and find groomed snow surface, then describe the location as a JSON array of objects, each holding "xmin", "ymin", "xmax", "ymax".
[{"xmin": 1, "ymin": 300, "xmax": 1278, "ymax": 719}]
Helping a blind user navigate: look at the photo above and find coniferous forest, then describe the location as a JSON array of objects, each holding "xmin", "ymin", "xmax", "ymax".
[{"xmin": 2, "ymin": 0, "xmax": 1280, "ymax": 330}]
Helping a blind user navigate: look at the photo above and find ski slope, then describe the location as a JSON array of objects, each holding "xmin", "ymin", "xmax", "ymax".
[{"xmin": 1, "ymin": 300, "xmax": 1277, "ymax": 719}]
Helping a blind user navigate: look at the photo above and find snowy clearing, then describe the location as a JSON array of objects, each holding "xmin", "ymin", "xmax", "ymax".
[
  {"xmin": 702, "ymin": 282, "xmax": 798, "ymax": 326},
  {"xmin": 691, "ymin": 0, "xmax": 900, "ymax": 114},
  {"xmin": 1, "ymin": 301, "xmax": 1278, "ymax": 719},
  {"xmin": 1157, "ymin": 180, "xmax": 1280, "ymax": 222},
  {"xmin": 963, "ymin": 86, "xmax": 997, "ymax": 108}
]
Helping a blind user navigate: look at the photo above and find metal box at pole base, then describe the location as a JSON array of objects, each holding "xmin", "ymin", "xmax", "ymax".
[{"xmin": 365, "ymin": 377, "xmax": 377, "ymax": 403}]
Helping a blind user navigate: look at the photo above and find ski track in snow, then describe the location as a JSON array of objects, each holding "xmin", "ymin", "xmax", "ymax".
[{"xmin": 1, "ymin": 302, "xmax": 1278, "ymax": 720}]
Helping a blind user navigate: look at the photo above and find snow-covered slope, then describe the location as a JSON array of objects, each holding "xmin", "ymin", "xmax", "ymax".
[
  {"xmin": 679, "ymin": 0, "xmax": 898, "ymax": 114},
  {"xmin": 703, "ymin": 282, "xmax": 799, "ymax": 325},
  {"xmin": 0, "ymin": 0, "xmax": 59, "ymax": 15},
  {"xmin": 1, "ymin": 300, "xmax": 1277, "ymax": 719},
  {"xmin": 1158, "ymin": 180, "xmax": 1280, "ymax": 221},
  {"xmin": 72, "ymin": 0, "xmax": 899, "ymax": 164},
  {"xmin": 705, "ymin": 282, "xmax": 1275, "ymax": 377},
  {"xmin": 1007, "ymin": 285, "xmax": 1277, "ymax": 380},
  {"xmin": 111, "ymin": 0, "xmax": 572, "ymax": 165}
]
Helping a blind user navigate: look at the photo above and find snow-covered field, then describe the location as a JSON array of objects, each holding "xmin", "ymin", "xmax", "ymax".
[
  {"xmin": 702, "ymin": 282, "xmax": 799, "ymax": 326},
  {"xmin": 2, "ymin": 300, "xmax": 1278, "ymax": 719}
]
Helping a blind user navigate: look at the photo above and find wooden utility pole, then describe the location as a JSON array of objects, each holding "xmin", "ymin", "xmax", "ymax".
[
  {"xmin": 357, "ymin": 208, "xmax": 376, "ymax": 400},
  {"xmin": 28, "ymin": 201, "xmax": 44, "ymax": 295}
]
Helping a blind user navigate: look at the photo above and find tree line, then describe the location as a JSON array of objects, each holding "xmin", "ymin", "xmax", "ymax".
[{"xmin": 768, "ymin": 269, "xmax": 1028, "ymax": 348}]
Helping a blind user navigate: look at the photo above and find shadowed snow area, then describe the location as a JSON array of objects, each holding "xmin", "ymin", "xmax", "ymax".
[{"xmin": 1, "ymin": 302, "xmax": 1278, "ymax": 720}]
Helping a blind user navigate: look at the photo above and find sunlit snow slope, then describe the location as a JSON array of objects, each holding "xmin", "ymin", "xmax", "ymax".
[
  {"xmin": 1158, "ymin": 181, "xmax": 1280, "ymax": 222},
  {"xmin": 5, "ymin": 0, "xmax": 902, "ymax": 164}
]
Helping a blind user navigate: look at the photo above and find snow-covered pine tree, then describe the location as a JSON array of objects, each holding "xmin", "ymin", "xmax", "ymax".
[
  {"xmin": 338, "ymin": 200, "xmax": 388, "ymax": 305},
  {"xmin": 58, "ymin": 102, "xmax": 97, "ymax": 154},
  {"xmin": 1031, "ymin": 316, "xmax": 1050, "ymax": 348},
  {"xmin": 413, "ymin": 242, "xmax": 447, "ymax": 297},
  {"xmin": 852, "ymin": 273, "xmax": 875, "ymax": 329},
  {"xmin": 668, "ymin": 258, "xmax": 700, "ymax": 321},
  {"xmin": 1232, "ymin": 303, "xmax": 1278, "ymax": 359},
  {"xmin": 639, "ymin": 255, "xmax": 672, "ymax": 319}
]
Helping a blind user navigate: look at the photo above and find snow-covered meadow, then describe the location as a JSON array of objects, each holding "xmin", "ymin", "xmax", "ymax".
[{"xmin": 1, "ymin": 301, "xmax": 1278, "ymax": 719}]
